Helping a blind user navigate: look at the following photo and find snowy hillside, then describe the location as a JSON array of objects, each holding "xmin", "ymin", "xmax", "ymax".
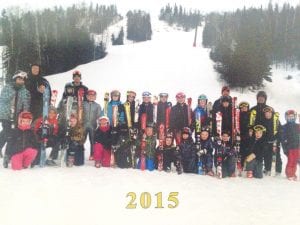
[{"xmin": 1, "ymin": 9, "xmax": 300, "ymax": 225}]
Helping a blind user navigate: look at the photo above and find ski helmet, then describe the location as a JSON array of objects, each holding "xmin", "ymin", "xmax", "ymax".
[
  {"xmin": 285, "ymin": 110, "xmax": 297, "ymax": 122},
  {"xmin": 159, "ymin": 93, "xmax": 168, "ymax": 98},
  {"xmin": 98, "ymin": 116, "xmax": 110, "ymax": 125},
  {"xmin": 142, "ymin": 91, "xmax": 152, "ymax": 98},
  {"xmin": 221, "ymin": 95, "xmax": 230, "ymax": 103},
  {"xmin": 111, "ymin": 90, "xmax": 121, "ymax": 100},
  {"xmin": 201, "ymin": 125, "xmax": 210, "ymax": 133},
  {"xmin": 238, "ymin": 101, "xmax": 250, "ymax": 110},
  {"xmin": 263, "ymin": 106, "xmax": 274, "ymax": 113},
  {"xmin": 221, "ymin": 130, "xmax": 231, "ymax": 136},
  {"xmin": 127, "ymin": 91, "xmax": 136, "ymax": 98},
  {"xmin": 12, "ymin": 70, "xmax": 28, "ymax": 80},
  {"xmin": 176, "ymin": 92, "xmax": 186, "ymax": 99},
  {"xmin": 87, "ymin": 90, "xmax": 97, "ymax": 96},
  {"xmin": 253, "ymin": 125, "xmax": 266, "ymax": 133},
  {"xmin": 182, "ymin": 127, "xmax": 191, "ymax": 136},
  {"xmin": 18, "ymin": 111, "xmax": 33, "ymax": 125},
  {"xmin": 256, "ymin": 91, "xmax": 267, "ymax": 101},
  {"xmin": 72, "ymin": 70, "xmax": 81, "ymax": 78},
  {"xmin": 198, "ymin": 94, "xmax": 207, "ymax": 101}
]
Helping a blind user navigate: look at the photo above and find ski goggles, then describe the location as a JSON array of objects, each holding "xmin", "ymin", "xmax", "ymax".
[
  {"xmin": 201, "ymin": 126, "xmax": 210, "ymax": 133},
  {"xmin": 253, "ymin": 125, "xmax": 266, "ymax": 132},
  {"xmin": 263, "ymin": 106, "xmax": 274, "ymax": 113},
  {"xmin": 142, "ymin": 91, "xmax": 152, "ymax": 97}
]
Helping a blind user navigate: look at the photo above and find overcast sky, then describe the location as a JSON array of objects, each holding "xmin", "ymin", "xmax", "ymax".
[{"xmin": 0, "ymin": 0, "xmax": 299, "ymax": 14}]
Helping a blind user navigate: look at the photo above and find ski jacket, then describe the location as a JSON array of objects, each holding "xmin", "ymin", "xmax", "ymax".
[
  {"xmin": 157, "ymin": 101, "xmax": 171, "ymax": 126},
  {"xmin": 61, "ymin": 82, "xmax": 88, "ymax": 102},
  {"xmin": 34, "ymin": 116, "xmax": 59, "ymax": 138},
  {"xmin": 83, "ymin": 101, "xmax": 101, "ymax": 129},
  {"xmin": 281, "ymin": 122, "xmax": 300, "ymax": 153},
  {"xmin": 179, "ymin": 138, "xmax": 197, "ymax": 173},
  {"xmin": 70, "ymin": 124, "xmax": 85, "ymax": 145},
  {"xmin": 249, "ymin": 103, "xmax": 272, "ymax": 127},
  {"xmin": 246, "ymin": 137, "xmax": 266, "ymax": 162},
  {"xmin": 261, "ymin": 114, "xmax": 281, "ymax": 143},
  {"xmin": 199, "ymin": 138, "xmax": 214, "ymax": 155},
  {"xmin": 6, "ymin": 128, "xmax": 38, "ymax": 158},
  {"xmin": 215, "ymin": 141, "xmax": 235, "ymax": 159},
  {"xmin": 170, "ymin": 103, "xmax": 191, "ymax": 131},
  {"xmin": 94, "ymin": 126, "xmax": 112, "ymax": 150},
  {"xmin": 240, "ymin": 111, "xmax": 250, "ymax": 139},
  {"xmin": 103, "ymin": 100, "xmax": 125, "ymax": 126},
  {"xmin": 25, "ymin": 74, "xmax": 51, "ymax": 119},
  {"xmin": 0, "ymin": 84, "xmax": 30, "ymax": 121},
  {"xmin": 138, "ymin": 102, "xmax": 154, "ymax": 128}
]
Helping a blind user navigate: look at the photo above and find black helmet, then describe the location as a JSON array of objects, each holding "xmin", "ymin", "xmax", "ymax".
[{"xmin": 221, "ymin": 96, "xmax": 230, "ymax": 103}]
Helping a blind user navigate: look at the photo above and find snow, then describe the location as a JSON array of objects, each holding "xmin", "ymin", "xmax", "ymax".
[{"xmin": 1, "ymin": 6, "xmax": 300, "ymax": 225}]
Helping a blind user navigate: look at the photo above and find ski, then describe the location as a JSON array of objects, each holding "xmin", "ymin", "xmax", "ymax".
[
  {"xmin": 103, "ymin": 92, "xmax": 109, "ymax": 116},
  {"xmin": 196, "ymin": 134, "xmax": 204, "ymax": 175},
  {"xmin": 153, "ymin": 96, "xmax": 158, "ymax": 125},
  {"xmin": 39, "ymin": 86, "xmax": 51, "ymax": 167},
  {"xmin": 157, "ymin": 123, "xmax": 165, "ymax": 171},
  {"xmin": 165, "ymin": 102, "xmax": 172, "ymax": 130},
  {"xmin": 140, "ymin": 113, "xmax": 147, "ymax": 170},
  {"xmin": 187, "ymin": 97, "xmax": 192, "ymax": 127},
  {"xmin": 51, "ymin": 90, "xmax": 58, "ymax": 107},
  {"xmin": 111, "ymin": 105, "xmax": 119, "ymax": 168}
]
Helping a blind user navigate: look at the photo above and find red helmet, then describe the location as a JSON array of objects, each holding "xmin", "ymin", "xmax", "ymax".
[
  {"xmin": 87, "ymin": 90, "xmax": 97, "ymax": 95},
  {"xmin": 72, "ymin": 70, "xmax": 81, "ymax": 78},
  {"xmin": 176, "ymin": 92, "xmax": 186, "ymax": 99}
]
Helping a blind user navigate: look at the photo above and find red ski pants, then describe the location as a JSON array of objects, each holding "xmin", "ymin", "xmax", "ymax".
[
  {"xmin": 285, "ymin": 149, "xmax": 300, "ymax": 178},
  {"xmin": 93, "ymin": 143, "xmax": 111, "ymax": 167},
  {"xmin": 11, "ymin": 148, "xmax": 38, "ymax": 170}
]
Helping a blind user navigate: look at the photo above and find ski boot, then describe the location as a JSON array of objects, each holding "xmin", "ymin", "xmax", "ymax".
[{"xmin": 67, "ymin": 155, "xmax": 75, "ymax": 167}]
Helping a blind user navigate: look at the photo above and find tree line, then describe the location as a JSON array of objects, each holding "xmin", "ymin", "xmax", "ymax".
[
  {"xmin": 0, "ymin": 3, "xmax": 121, "ymax": 79},
  {"xmin": 159, "ymin": 4, "xmax": 203, "ymax": 31},
  {"xmin": 202, "ymin": 3, "xmax": 300, "ymax": 89}
]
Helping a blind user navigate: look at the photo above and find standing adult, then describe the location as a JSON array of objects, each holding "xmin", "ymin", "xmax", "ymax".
[
  {"xmin": 212, "ymin": 86, "xmax": 232, "ymax": 114},
  {"xmin": 249, "ymin": 91, "xmax": 272, "ymax": 127},
  {"xmin": 25, "ymin": 63, "xmax": 51, "ymax": 120}
]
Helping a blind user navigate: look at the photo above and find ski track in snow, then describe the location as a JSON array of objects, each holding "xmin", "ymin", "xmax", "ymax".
[{"xmin": 1, "ymin": 16, "xmax": 300, "ymax": 225}]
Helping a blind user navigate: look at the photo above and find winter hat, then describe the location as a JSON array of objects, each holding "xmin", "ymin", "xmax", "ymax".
[
  {"xmin": 111, "ymin": 90, "xmax": 120, "ymax": 97},
  {"xmin": 198, "ymin": 94, "xmax": 207, "ymax": 101},
  {"xmin": 12, "ymin": 70, "xmax": 28, "ymax": 80},
  {"xmin": 256, "ymin": 91, "xmax": 267, "ymax": 101},
  {"xmin": 221, "ymin": 86, "xmax": 230, "ymax": 93},
  {"xmin": 18, "ymin": 111, "xmax": 33, "ymax": 127},
  {"xmin": 146, "ymin": 122, "xmax": 155, "ymax": 128},
  {"xmin": 72, "ymin": 70, "xmax": 81, "ymax": 78},
  {"xmin": 142, "ymin": 91, "xmax": 152, "ymax": 98},
  {"xmin": 176, "ymin": 92, "xmax": 186, "ymax": 99},
  {"xmin": 87, "ymin": 90, "xmax": 97, "ymax": 95}
]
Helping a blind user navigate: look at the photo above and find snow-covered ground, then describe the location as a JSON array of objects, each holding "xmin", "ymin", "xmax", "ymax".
[{"xmin": 1, "ymin": 6, "xmax": 300, "ymax": 225}]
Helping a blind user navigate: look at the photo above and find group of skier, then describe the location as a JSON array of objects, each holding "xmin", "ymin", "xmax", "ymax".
[{"xmin": 0, "ymin": 66, "xmax": 299, "ymax": 181}]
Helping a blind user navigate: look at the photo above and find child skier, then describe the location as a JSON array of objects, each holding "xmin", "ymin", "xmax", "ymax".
[
  {"xmin": 214, "ymin": 130, "xmax": 236, "ymax": 178},
  {"xmin": 261, "ymin": 106, "xmax": 282, "ymax": 176},
  {"xmin": 193, "ymin": 94, "xmax": 210, "ymax": 136},
  {"xmin": 156, "ymin": 132, "xmax": 181, "ymax": 173},
  {"xmin": 33, "ymin": 106, "xmax": 60, "ymax": 166},
  {"xmin": 0, "ymin": 71, "xmax": 30, "ymax": 160},
  {"xmin": 67, "ymin": 114, "xmax": 85, "ymax": 167},
  {"xmin": 197, "ymin": 126, "xmax": 214, "ymax": 176},
  {"xmin": 244, "ymin": 125, "xmax": 267, "ymax": 178},
  {"xmin": 6, "ymin": 112, "xmax": 38, "ymax": 170},
  {"xmin": 281, "ymin": 110, "xmax": 300, "ymax": 181},
  {"xmin": 137, "ymin": 122, "xmax": 156, "ymax": 171},
  {"xmin": 115, "ymin": 124, "xmax": 132, "ymax": 168},
  {"xmin": 93, "ymin": 116, "xmax": 112, "ymax": 168},
  {"xmin": 238, "ymin": 101, "xmax": 250, "ymax": 167},
  {"xmin": 83, "ymin": 90, "xmax": 101, "ymax": 160},
  {"xmin": 179, "ymin": 127, "xmax": 197, "ymax": 173}
]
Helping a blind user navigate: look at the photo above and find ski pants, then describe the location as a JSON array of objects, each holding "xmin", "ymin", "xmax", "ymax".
[
  {"xmin": 245, "ymin": 159, "xmax": 263, "ymax": 178},
  {"xmin": 263, "ymin": 143, "xmax": 282, "ymax": 173},
  {"xmin": 84, "ymin": 126, "xmax": 95, "ymax": 157},
  {"xmin": 137, "ymin": 158, "xmax": 155, "ymax": 171},
  {"xmin": 0, "ymin": 120, "xmax": 12, "ymax": 154},
  {"xmin": 68, "ymin": 141, "xmax": 84, "ymax": 166},
  {"xmin": 32, "ymin": 136, "xmax": 60, "ymax": 165},
  {"xmin": 222, "ymin": 155, "xmax": 236, "ymax": 178},
  {"xmin": 93, "ymin": 143, "xmax": 111, "ymax": 167},
  {"xmin": 285, "ymin": 149, "xmax": 300, "ymax": 178},
  {"xmin": 11, "ymin": 148, "xmax": 38, "ymax": 170},
  {"xmin": 201, "ymin": 154, "xmax": 214, "ymax": 173}
]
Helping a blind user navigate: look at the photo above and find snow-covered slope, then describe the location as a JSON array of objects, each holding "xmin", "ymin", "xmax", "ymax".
[{"xmin": 0, "ymin": 15, "xmax": 300, "ymax": 225}]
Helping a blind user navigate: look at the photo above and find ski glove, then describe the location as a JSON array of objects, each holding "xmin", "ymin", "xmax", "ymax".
[{"xmin": 246, "ymin": 153, "xmax": 256, "ymax": 162}]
